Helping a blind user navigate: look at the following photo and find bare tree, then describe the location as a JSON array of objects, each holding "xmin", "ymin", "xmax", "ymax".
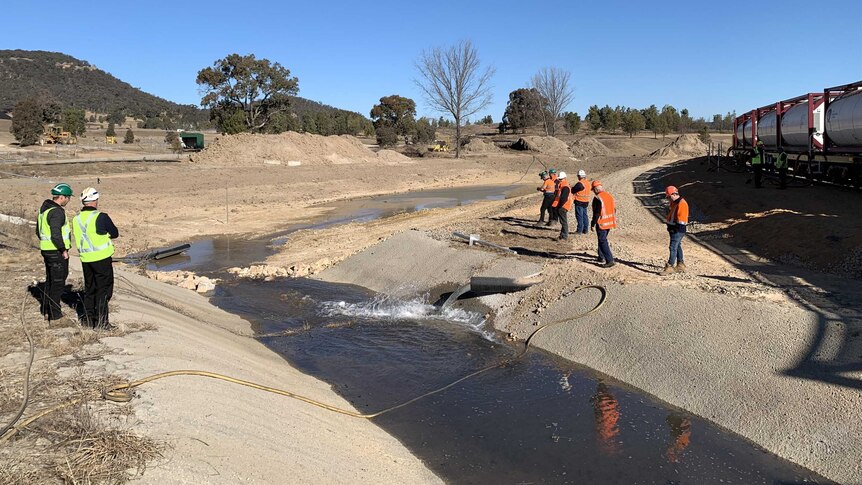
[
  {"xmin": 415, "ymin": 41, "xmax": 495, "ymax": 158},
  {"xmin": 531, "ymin": 67, "xmax": 575, "ymax": 136}
]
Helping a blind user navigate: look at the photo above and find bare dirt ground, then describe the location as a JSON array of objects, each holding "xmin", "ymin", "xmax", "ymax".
[{"xmin": 4, "ymin": 130, "xmax": 860, "ymax": 483}]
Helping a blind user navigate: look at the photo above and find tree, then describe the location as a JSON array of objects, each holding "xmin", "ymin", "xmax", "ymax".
[
  {"xmin": 123, "ymin": 128, "xmax": 135, "ymax": 144},
  {"xmin": 660, "ymin": 105, "xmax": 679, "ymax": 133},
  {"xmin": 679, "ymin": 108, "xmax": 692, "ymax": 134},
  {"xmin": 415, "ymin": 40, "xmax": 495, "ymax": 158},
  {"xmin": 107, "ymin": 109, "xmax": 125, "ymax": 126},
  {"xmin": 370, "ymin": 95, "xmax": 417, "ymax": 141},
  {"xmin": 531, "ymin": 67, "xmax": 574, "ymax": 136},
  {"xmin": 376, "ymin": 125, "xmax": 398, "ymax": 147},
  {"xmin": 656, "ymin": 115, "xmax": 671, "ymax": 140},
  {"xmin": 415, "ymin": 117, "xmax": 436, "ymax": 144},
  {"xmin": 599, "ymin": 105, "xmax": 619, "ymax": 133},
  {"xmin": 698, "ymin": 125, "xmax": 711, "ymax": 144},
  {"xmin": 502, "ymin": 88, "xmax": 545, "ymax": 133},
  {"xmin": 642, "ymin": 105, "xmax": 659, "ymax": 138},
  {"xmin": 621, "ymin": 109, "xmax": 645, "ymax": 138},
  {"xmin": 10, "ymin": 98, "xmax": 45, "ymax": 146},
  {"xmin": 62, "ymin": 107, "xmax": 86, "ymax": 137},
  {"xmin": 479, "ymin": 115, "xmax": 493, "ymax": 124},
  {"xmin": 197, "ymin": 53, "xmax": 299, "ymax": 133},
  {"xmin": 106, "ymin": 122, "xmax": 116, "ymax": 137},
  {"xmin": 563, "ymin": 112, "xmax": 581, "ymax": 134},
  {"xmin": 586, "ymin": 105, "xmax": 602, "ymax": 132}
]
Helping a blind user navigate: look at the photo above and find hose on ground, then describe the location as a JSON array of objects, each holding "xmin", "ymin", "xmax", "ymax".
[
  {"xmin": 0, "ymin": 285, "xmax": 605, "ymax": 442},
  {"xmin": 0, "ymin": 291, "xmax": 37, "ymax": 439}
]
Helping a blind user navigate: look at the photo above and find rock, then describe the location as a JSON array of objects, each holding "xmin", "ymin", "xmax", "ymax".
[
  {"xmin": 178, "ymin": 275, "xmax": 198, "ymax": 290},
  {"xmin": 195, "ymin": 277, "xmax": 216, "ymax": 293}
]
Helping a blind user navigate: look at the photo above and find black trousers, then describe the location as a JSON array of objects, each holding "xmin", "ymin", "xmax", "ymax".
[
  {"xmin": 82, "ymin": 257, "xmax": 114, "ymax": 328},
  {"xmin": 539, "ymin": 193, "xmax": 555, "ymax": 222},
  {"xmin": 41, "ymin": 250, "xmax": 68, "ymax": 320},
  {"xmin": 557, "ymin": 207, "xmax": 569, "ymax": 238},
  {"xmin": 753, "ymin": 164, "xmax": 763, "ymax": 188},
  {"xmin": 778, "ymin": 168, "xmax": 787, "ymax": 189}
]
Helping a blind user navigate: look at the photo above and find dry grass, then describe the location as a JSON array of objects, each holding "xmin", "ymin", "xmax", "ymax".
[{"xmin": 0, "ymin": 227, "xmax": 165, "ymax": 484}]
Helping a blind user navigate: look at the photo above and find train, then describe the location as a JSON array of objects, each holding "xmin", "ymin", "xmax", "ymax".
[{"xmin": 731, "ymin": 80, "xmax": 862, "ymax": 186}]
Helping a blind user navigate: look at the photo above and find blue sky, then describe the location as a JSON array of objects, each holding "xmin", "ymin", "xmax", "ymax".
[{"xmin": 5, "ymin": 0, "xmax": 861, "ymax": 121}]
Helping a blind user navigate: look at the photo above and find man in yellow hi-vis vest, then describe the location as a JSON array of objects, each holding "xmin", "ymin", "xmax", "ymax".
[
  {"xmin": 37, "ymin": 183, "xmax": 73, "ymax": 321},
  {"xmin": 73, "ymin": 187, "xmax": 119, "ymax": 328}
]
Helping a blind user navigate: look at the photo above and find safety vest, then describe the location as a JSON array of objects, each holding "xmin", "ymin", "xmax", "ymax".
[
  {"xmin": 776, "ymin": 152, "xmax": 788, "ymax": 169},
  {"xmin": 37, "ymin": 206, "xmax": 70, "ymax": 251},
  {"xmin": 558, "ymin": 179, "xmax": 573, "ymax": 211},
  {"xmin": 551, "ymin": 179, "xmax": 562, "ymax": 207},
  {"xmin": 541, "ymin": 179, "xmax": 555, "ymax": 194},
  {"xmin": 751, "ymin": 150, "xmax": 762, "ymax": 166},
  {"xmin": 73, "ymin": 210, "xmax": 114, "ymax": 263},
  {"xmin": 667, "ymin": 197, "xmax": 689, "ymax": 225},
  {"xmin": 574, "ymin": 178, "xmax": 591, "ymax": 203},
  {"xmin": 596, "ymin": 192, "xmax": 617, "ymax": 230}
]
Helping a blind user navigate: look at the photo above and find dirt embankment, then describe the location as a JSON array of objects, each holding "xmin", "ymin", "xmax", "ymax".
[
  {"xmin": 511, "ymin": 136, "xmax": 572, "ymax": 157},
  {"xmin": 649, "ymin": 134, "xmax": 708, "ymax": 159},
  {"xmin": 191, "ymin": 132, "xmax": 412, "ymax": 166},
  {"xmin": 569, "ymin": 136, "xmax": 610, "ymax": 159}
]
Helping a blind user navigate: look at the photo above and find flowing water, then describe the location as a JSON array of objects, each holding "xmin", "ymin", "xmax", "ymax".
[{"xmin": 151, "ymin": 184, "xmax": 831, "ymax": 484}]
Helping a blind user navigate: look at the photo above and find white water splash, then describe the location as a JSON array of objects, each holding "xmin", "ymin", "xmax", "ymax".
[{"xmin": 318, "ymin": 293, "xmax": 492, "ymax": 338}]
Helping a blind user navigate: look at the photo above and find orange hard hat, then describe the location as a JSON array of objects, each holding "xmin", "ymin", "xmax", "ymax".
[
  {"xmin": 665, "ymin": 185, "xmax": 678, "ymax": 196},
  {"xmin": 591, "ymin": 180, "xmax": 602, "ymax": 188}
]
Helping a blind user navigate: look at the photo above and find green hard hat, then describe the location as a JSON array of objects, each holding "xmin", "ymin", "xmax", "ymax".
[
  {"xmin": 539, "ymin": 171, "xmax": 548, "ymax": 177},
  {"xmin": 51, "ymin": 183, "xmax": 72, "ymax": 196},
  {"xmin": 548, "ymin": 168, "xmax": 557, "ymax": 174}
]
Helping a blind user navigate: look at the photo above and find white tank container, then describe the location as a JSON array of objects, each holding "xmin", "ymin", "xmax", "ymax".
[
  {"xmin": 825, "ymin": 90, "xmax": 862, "ymax": 146},
  {"xmin": 743, "ymin": 120, "xmax": 753, "ymax": 145},
  {"xmin": 757, "ymin": 112, "xmax": 778, "ymax": 146},
  {"xmin": 780, "ymin": 101, "xmax": 824, "ymax": 147}
]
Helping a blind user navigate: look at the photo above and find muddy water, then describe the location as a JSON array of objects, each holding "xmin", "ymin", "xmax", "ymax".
[
  {"xmin": 151, "ymin": 183, "xmax": 830, "ymax": 483},
  {"xmin": 211, "ymin": 278, "xmax": 830, "ymax": 484},
  {"xmin": 147, "ymin": 184, "xmax": 528, "ymax": 272}
]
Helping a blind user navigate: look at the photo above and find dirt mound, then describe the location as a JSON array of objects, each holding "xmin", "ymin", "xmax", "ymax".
[
  {"xmin": 462, "ymin": 138, "xmax": 501, "ymax": 154},
  {"xmin": 569, "ymin": 136, "xmax": 610, "ymax": 158},
  {"xmin": 510, "ymin": 136, "xmax": 570, "ymax": 157},
  {"xmin": 649, "ymin": 134, "xmax": 707, "ymax": 159},
  {"xmin": 191, "ymin": 132, "xmax": 410, "ymax": 166}
]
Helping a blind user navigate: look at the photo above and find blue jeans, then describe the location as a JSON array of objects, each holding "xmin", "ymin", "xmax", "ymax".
[
  {"xmin": 596, "ymin": 229, "xmax": 614, "ymax": 263},
  {"xmin": 668, "ymin": 231, "xmax": 685, "ymax": 266},
  {"xmin": 575, "ymin": 204, "xmax": 588, "ymax": 233}
]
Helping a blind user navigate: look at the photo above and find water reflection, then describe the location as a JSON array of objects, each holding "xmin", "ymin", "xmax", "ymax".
[
  {"xmin": 666, "ymin": 413, "xmax": 693, "ymax": 463},
  {"xmin": 591, "ymin": 381, "xmax": 622, "ymax": 455}
]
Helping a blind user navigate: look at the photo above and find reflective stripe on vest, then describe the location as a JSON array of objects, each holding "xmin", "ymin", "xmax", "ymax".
[
  {"xmin": 73, "ymin": 211, "xmax": 114, "ymax": 262},
  {"xmin": 37, "ymin": 207, "xmax": 70, "ymax": 251},
  {"xmin": 596, "ymin": 192, "xmax": 617, "ymax": 230},
  {"xmin": 574, "ymin": 178, "xmax": 590, "ymax": 203}
]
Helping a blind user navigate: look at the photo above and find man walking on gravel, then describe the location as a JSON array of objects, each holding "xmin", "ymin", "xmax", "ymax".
[
  {"xmin": 37, "ymin": 183, "xmax": 73, "ymax": 322},
  {"xmin": 661, "ymin": 185, "xmax": 689, "ymax": 275},
  {"xmin": 555, "ymin": 171, "xmax": 573, "ymax": 240},
  {"xmin": 590, "ymin": 181, "xmax": 616, "ymax": 268},
  {"xmin": 73, "ymin": 187, "xmax": 119, "ymax": 329}
]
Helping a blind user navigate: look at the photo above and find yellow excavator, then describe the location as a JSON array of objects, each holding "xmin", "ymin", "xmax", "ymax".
[
  {"xmin": 41, "ymin": 126, "xmax": 76, "ymax": 145},
  {"xmin": 430, "ymin": 139, "xmax": 450, "ymax": 152}
]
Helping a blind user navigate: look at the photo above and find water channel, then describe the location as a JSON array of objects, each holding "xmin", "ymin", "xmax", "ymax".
[{"xmin": 151, "ymin": 184, "xmax": 831, "ymax": 484}]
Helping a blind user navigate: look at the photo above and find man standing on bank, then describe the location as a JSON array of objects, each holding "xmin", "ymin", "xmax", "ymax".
[
  {"xmin": 72, "ymin": 187, "xmax": 119, "ymax": 328},
  {"xmin": 571, "ymin": 170, "xmax": 591, "ymax": 234},
  {"xmin": 37, "ymin": 183, "xmax": 73, "ymax": 322},
  {"xmin": 590, "ymin": 180, "xmax": 617, "ymax": 268},
  {"xmin": 660, "ymin": 185, "xmax": 689, "ymax": 275},
  {"xmin": 536, "ymin": 171, "xmax": 555, "ymax": 225}
]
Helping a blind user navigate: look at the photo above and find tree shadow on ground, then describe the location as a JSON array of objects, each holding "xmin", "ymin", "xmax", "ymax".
[{"xmin": 636, "ymin": 158, "xmax": 862, "ymax": 390}]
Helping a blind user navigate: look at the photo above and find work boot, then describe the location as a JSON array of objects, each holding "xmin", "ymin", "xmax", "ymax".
[
  {"xmin": 675, "ymin": 262, "xmax": 686, "ymax": 273},
  {"xmin": 660, "ymin": 264, "xmax": 675, "ymax": 275},
  {"xmin": 602, "ymin": 261, "xmax": 616, "ymax": 268}
]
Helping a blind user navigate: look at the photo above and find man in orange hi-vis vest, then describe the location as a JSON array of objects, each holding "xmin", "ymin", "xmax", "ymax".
[
  {"xmin": 590, "ymin": 180, "xmax": 616, "ymax": 268},
  {"xmin": 661, "ymin": 185, "xmax": 689, "ymax": 275},
  {"xmin": 535, "ymin": 171, "xmax": 555, "ymax": 225}
]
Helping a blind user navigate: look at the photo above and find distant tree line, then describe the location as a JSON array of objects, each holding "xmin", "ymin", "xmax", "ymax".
[{"xmin": 585, "ymin": 104, "xmax": 736, "ymax": 139}]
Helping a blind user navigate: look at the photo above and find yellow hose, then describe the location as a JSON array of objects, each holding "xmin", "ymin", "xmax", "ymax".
[{"xmin": 1, "ymin": 285, "xmax": 605, "ymax": 443}]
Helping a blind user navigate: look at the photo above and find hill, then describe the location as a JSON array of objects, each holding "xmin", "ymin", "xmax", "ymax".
[{"xmin": 0, "ymin": 50, "xmax": 368, "ymax": 129}]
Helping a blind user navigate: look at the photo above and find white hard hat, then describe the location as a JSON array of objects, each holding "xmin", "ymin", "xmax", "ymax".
[
  {"xmin": 81, "ymin": 187, "xmax": 100, "ymax": 202},
  {"xmin": 558, "ymin": 171, "xmax": 567, "ymax": 179},
  {"xmin": 577, "ymin": 170, "xmax": 586, "ymax": 177}
]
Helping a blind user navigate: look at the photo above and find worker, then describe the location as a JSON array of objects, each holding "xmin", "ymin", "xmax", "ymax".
[
  {"xmin": 661, "ymin": 185, "xmax": 689, "ymax": 275},
  {"xmin": 571, "ymin": 170, "xmax": 590, "ymax": 234},
  {"xmin": 535, "ymin": 171, "xmax": 555, "ymax": 225},
  {"xmin": 555, "ymin": 171, "xmax": 572, "ymax": 240},
  {"xmin": 776, "ymin": 148, "xmax": 788, "ymax": 190},
  {"xmin": 37, "ymin": 183, "xmax": 73, "ymax": 322},
  {"xmin": 590, "ymin": 180, "xmax": 616, "ymax": 268},
  {"xmin": 72, "ymin": 187, "xmax": 119, "ymax": 329},
  {"xmin": 547, "ymin": 168, "xmax": 560, "ymax": 224},
  {"xmin": 751, "ymin": 141, "xmax": 764, "ymax": 188}
]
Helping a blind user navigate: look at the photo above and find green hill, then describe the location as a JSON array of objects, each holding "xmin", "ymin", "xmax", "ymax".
[{"xmin": 0, "ymin": 50, "xmax": 368, "ymax": 130}]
